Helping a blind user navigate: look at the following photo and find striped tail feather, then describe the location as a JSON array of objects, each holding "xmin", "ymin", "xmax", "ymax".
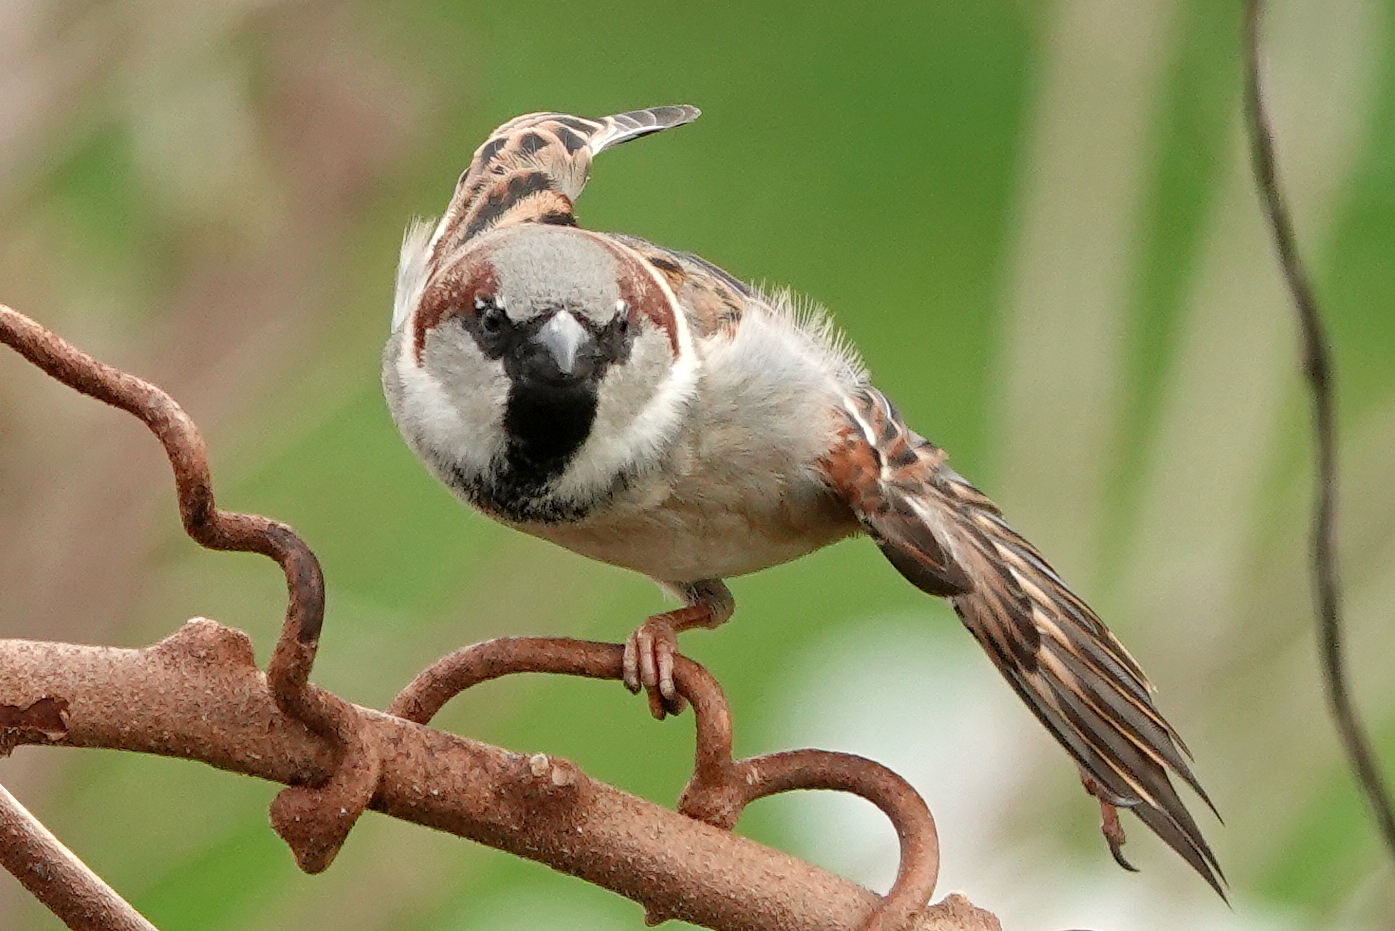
[
  {"xmin": 825, "ymin": 386, "xmax": 1224, "ymax": 895},
  {"xmin": 429, "ymin": 106, "xmax": 700, "ymax": 259},
  {"xmin": 944, "ymin": 482, "xmax": 1224, "ymax": 894}
]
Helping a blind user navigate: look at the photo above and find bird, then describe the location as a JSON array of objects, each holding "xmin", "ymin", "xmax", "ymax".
[{"xmin": 382, "ymin": 105, "xmax": 1223, "ymax": 895}]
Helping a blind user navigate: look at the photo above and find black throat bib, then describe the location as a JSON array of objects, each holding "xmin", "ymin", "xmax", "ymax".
[{"xmin": 465, "ymin": 381, "xmax": 597, "ymax": 522}]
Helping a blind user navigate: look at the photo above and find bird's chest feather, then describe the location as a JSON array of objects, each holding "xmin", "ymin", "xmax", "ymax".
[
  {"xmin": 521, "ymin": 329, "xmax": 861, "ymax": 580},
  {"xmin": 456, "ymin": 304, "xmax": 864, "ymax": 581},
  {"xmin": 520, "ymin": 434, "xmax": 858, "ymax": 583}
]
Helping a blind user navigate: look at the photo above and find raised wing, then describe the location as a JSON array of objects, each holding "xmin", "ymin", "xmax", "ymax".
[
  {"xmin": 430, "ymin": 106, "xmax": 700, "ymax": 260},
  {"xmin": 821, "ymin": 386, "xmax": 1224, "ymax": 896}
]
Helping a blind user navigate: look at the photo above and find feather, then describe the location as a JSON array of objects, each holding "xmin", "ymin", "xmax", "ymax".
[
  {"xmin": 392, "ymin": 218, "xmax": 435, "ymax": 332},
  {"xmin": 429, "ymin": 107, "xmax": 700, "ymax": 261},
  {"xmin": 822, "ymin": 386, "xmax": 1224, "ymax": 894}
]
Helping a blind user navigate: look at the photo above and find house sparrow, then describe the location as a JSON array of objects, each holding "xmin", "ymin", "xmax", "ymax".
[{"xmin": 383, "ymin": 106, "xmax": 1222, "ymax": 894}]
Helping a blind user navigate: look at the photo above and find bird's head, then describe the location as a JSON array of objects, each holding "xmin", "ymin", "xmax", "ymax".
[{"xmin": 385, "ymin": 222, "xmax": 697, "ymax": 522}]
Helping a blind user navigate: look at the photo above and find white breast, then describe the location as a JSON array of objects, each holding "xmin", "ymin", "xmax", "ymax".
[{"xmin": 520, "ymin": 290, "xmax": 865, "ymax": 583}]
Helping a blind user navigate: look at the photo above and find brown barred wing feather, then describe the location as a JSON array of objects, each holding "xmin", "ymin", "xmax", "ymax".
[
  {"xmin": 822, "ymin": 386, "xmax": 1224, "ymax": 896},
  {"xmin": 607, "ymin": 234, "xmax": 752, "ymax": 338}
]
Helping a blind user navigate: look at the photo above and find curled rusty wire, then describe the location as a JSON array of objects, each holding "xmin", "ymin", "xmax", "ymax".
[
  {"xmin": 0, "ymin": 303, "xmax": 378, "ymax": 873},
  {"xmin": 390, "ymin": 637, "xmax": 940, "ymax": 931}
]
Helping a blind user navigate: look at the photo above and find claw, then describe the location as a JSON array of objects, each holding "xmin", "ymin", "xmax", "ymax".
[
  {"xmin": 657, "ymin": 644, "xmax": 677, "ymax": 701},
  {"xmin": 638, "ymin": 623, "xmax": 662, "ymax": 691},
  {"xmin": 624, "ymin": 616, "xmax": 689, "ymax": 719},
  {"xmin": 623, "ymin": 588, "xmax": 733, "ymax": 720},
  {"xmin": 1080, "ymin": 771, "xmax": 1140, "ymax": 873},
  {"xmin": 646, "ymin": 687, "xmax": 669, "ymax": 720},
  {"xmin": 1099, "ymin": 799, "xmax": 1138, "ymax": 872},
  {"xmin": 622, "ymin": 635, "xmax": 641, "ymax": 693}
]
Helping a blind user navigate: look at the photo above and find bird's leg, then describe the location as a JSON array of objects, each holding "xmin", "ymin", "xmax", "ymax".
[
  {"xmin": 623, "ymin": 580, "xmax": 734, "ymax": 720},
  {"xmin": 1081, "ymin": 772, "xmax": 1138, "ymax": 872}
]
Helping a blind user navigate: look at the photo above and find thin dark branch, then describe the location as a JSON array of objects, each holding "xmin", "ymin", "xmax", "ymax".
[
  {"xmin": 1241, "ymin": 0, "xmax": 1395, "ymax": 859},
  {"xmin": 0, "ymin": 779, "xmax": 159, "ymax": 931}
]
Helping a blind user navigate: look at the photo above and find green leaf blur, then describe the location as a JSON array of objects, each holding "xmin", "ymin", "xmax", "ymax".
[{"xmin": 2, "ymin": 1, "xmax": 1393, "ymax": 929}]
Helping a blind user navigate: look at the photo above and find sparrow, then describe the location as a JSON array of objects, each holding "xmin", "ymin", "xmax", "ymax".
[{"xmin": 382, "ymin": 106, "xmax": 1223, "ymax": 894}]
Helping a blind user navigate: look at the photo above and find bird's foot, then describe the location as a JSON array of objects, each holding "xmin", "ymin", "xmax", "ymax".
[
  {"xmin": 622, "ymin": 605, "xmax": 712, "ymax": 720},
  {"xmin": 1081, "ymin": 772, "xmax": 1138, "ymax": 873},
  {"xmin": 624, "ymin": 581, "xmax": 734, "ymax": 721},
  {"xmin": 1099, "ymin": 799, "xmax": 1137, "ymax": 871}
]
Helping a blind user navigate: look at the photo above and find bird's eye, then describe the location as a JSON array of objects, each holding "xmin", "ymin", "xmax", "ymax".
[
  {"xmin": 475, "ymin": 296, "xmax": 507, "ymax": 334},
  {"xmin": 614, "ymin": 300, "xmax": 631, "ymax": 336}
]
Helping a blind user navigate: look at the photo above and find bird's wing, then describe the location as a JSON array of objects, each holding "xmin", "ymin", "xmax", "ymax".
[
  {"xmin": 820, "ymin": 385, "xmax": 1224, "ymax": 895},
  {"xmin": 430, "ymin": 106, "xmax": 701, "ymax": 259},
  {"xmin": 606, "ymin": 234, "xmax": 752, "ymax": 338}
]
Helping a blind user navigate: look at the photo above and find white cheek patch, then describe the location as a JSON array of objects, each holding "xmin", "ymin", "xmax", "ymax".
[
  {"xmin": 551, "ymin": 333, "xmax": 698, "ymax": 502},
  {"xmin": 390, "ymin": 326, "xmax": 509, "ymax": 485},
  {"xmin": 550, "ymin": 267, "xmax": 699, "ymax": 504}
]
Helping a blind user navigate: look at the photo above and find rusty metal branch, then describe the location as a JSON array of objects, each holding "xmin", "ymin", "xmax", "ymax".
[
  {"xmin": 390, "ymin": 638, "xmax": 940, "ymax": 931},
  {"xmin": 0, "ymin": 779, "xmax": 159, "ymax": 931},
  {"xmin": 1242, "ymin": 0, "xmax": 1395, "ymax": 860},
  {"xmin": 0, "ymin": 302, "xmax": 988, "ymax": 930},
  {"xmin": 2, "ymin": 624, "xmax": 997, "ymax": 931},
  {"xmin": 0, "ymin": 303, "xmax": 378, "ymax": 873}
]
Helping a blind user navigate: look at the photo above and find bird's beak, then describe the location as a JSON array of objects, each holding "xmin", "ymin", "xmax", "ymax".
[{"xmin": 533, "ymin": 311, "xmax": 592, "ymax": 377}]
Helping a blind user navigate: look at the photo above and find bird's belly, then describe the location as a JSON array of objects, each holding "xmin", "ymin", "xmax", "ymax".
[{"xmin": 520, "ymin": 474, "xmax": 857, "ymax": 583}]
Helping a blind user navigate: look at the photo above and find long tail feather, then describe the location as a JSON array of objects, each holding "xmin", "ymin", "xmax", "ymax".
[{"xmin": 824, "ymin": 386, "xmax": 1224, "ymax": 893}]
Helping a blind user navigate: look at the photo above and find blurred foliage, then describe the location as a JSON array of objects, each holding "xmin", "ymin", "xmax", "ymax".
[{"xmin": 2, "ymin": 1, "xmax": 1394, "ymax": 929}]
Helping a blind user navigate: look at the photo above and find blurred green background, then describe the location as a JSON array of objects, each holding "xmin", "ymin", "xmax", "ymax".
[{"xmin": 2, "ymin": 0, "xmax": 1394, "ymax": 928}]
